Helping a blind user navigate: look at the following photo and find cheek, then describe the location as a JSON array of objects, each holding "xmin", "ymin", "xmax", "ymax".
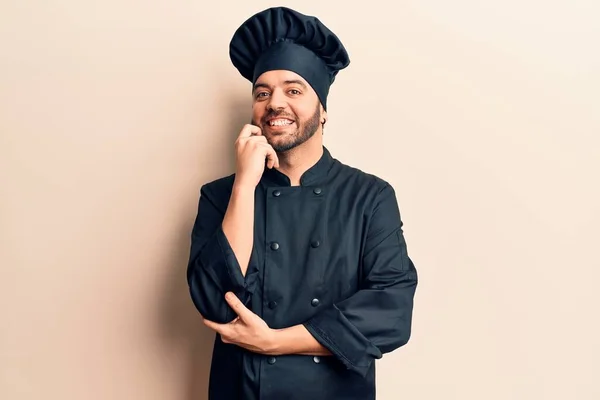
[
  {"xmin": 252, "ymin": 105, "xmax": 265, "ymax": 123},
  {"xmin": 289, "ymin": 105, "xmax": 306, "ymax": 119},
  {"xmin": 295, "ymin": 107, "xmax": 315, "ymax": 123}
]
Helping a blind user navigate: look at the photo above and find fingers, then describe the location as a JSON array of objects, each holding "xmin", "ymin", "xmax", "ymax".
[
  {"xmin": 238, "ymin": 137, "xmax": 279, "ymax": 169},
  {"xmin": 225, "ymin": 292, "xmax": 253, "ymax": 321},
  {"xmin": 202, "ymin": 318, "xmax": 223, "ymax": 334},
  {"xmin": 237, "ymin": 124, "xmax": 262, "ymax": 139},
  {"xmin": 264, "ymin": 146, "xmax": 279, "ymax": 169},
  {"xmin": 234, "ymin": 123, "xmax": 279, "ymax": 171},
  {"xmin": 235, "ymin": 126, "xmax": 267, "ymax": 148},
  {"xmin": 203, "ymin": 319, "xmax": 234, "ymax": 344}
]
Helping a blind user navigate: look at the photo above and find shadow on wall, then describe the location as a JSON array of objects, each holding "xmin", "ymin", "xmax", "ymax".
[{"xmin": 157, "ymin": 93, "xmax": 252, "ymax": 400}]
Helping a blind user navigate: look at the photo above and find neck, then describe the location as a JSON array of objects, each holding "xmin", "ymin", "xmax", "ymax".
[{"xmin": 275, "ymin": 134, "xmax": 323, "ymax": 186}]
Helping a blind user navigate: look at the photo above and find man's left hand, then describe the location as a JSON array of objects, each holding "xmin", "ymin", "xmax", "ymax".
[{"xmin": 202, "ymin": 292, "xmax": 278, "ymax": 355}]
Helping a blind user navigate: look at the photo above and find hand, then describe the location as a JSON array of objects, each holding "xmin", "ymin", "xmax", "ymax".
[
  {"xmin": 234, "ymin": 124, "xmax": 279, "ymax": 188},
  {"xmin": 203, "ymin": 292, "xmax": 277, "ymax": 355}
]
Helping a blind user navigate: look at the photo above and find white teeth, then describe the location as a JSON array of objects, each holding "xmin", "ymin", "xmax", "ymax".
[{"xmin": 270, "ymin": 119, "xmax": 293, "ymax": 126}]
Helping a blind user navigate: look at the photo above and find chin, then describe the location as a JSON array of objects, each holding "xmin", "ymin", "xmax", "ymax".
[{"xmin": 273, "ymin": 139, "xmax": 303, "ymax": 153}]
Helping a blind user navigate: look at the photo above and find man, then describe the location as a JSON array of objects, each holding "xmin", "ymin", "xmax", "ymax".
[{"xmin": 186, "ymin": 6, "xmax": 418, "ymax": 400}]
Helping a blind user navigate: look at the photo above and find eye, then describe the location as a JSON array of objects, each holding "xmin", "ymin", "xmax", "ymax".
[
  {"xmin": 255, "ymin": 91, "xmax": 269, "ymax": 99},
  {"xmin": 288, "ymin": 89, "xmax": 301, "ymax": 95}
]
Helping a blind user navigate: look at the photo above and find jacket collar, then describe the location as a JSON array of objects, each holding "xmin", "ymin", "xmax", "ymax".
[{"xmin": 261, "ymin": 146, "xmax": 334, "ymax": 187}]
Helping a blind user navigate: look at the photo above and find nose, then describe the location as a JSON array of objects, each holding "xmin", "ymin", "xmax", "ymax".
[{"xmin": 267, "ymin": 88, "xmax": 287, "ymax": 111}]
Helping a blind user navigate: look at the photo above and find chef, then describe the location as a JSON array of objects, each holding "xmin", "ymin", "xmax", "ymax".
[{"xmin": 186, "ymin": 6, "xmax": 418, "ymax": 400}]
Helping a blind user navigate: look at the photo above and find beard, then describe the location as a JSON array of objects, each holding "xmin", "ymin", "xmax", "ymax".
[{"xmin": 253, "ymin": 102, "xmax": 321, "ymax": 153}]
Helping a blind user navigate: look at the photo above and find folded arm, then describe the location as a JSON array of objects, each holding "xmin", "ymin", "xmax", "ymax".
[{"xmin": 187, "ymin": 181, "xmax": 260, "ymax": 323}]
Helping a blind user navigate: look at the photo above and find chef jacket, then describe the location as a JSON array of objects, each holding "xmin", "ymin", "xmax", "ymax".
[{"xmin": 187, "ymin": 146, "xmax": 418, "ymax": 400}]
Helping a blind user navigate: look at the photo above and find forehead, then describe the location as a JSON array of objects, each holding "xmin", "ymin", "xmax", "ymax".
[{"xmin": 253, "ymin": 70, "xmax": 310, "ymax": 88}]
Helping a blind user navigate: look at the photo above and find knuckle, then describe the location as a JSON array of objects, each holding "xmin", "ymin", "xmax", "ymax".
[{"xmin": 252, "ymin": 140, "xmax": 266, "ymax": 149}]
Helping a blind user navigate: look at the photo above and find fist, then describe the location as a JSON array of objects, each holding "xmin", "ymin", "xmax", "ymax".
[{"xmin": 233, "ymin": 124, "xmax": 279, "ymax": 188}]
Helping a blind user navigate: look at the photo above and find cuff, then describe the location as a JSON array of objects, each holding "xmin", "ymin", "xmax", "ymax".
[{"xmin": 304, "ymin": 304, "xmax": 382, "ymax": 377}]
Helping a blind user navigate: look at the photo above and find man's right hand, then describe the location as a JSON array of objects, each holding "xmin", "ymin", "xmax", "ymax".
[{"xmin": 233, "ymin": 124, "xmax": 279, "ymax": 188}]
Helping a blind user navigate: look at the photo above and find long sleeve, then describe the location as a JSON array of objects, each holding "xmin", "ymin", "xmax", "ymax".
[
  {"xmin": 303, "ymin": 183, "xmax": 418, "ymax": 377},
  {"xmin": 186, "ymin": 182, "xmax": 260, "ymax": 323}
]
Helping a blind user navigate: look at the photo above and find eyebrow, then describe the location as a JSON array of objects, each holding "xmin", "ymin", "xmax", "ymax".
[{"xmin": 253, "ymin": 79, "xmax": 308, "ymax": 92}]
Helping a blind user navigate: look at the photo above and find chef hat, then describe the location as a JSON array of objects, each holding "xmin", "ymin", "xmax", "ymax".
[{"xmin": 229, "ymin": 6, "xmax": 350, "ymax": 110}]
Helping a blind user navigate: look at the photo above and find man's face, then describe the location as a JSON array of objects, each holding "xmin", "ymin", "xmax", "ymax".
[{"xmin": 251, "ymin": 70, "xmax": 326, "ymax": 153}]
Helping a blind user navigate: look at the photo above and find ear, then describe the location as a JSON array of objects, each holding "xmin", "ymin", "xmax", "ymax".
[{"xmin": 321, "ymin": 107, "xmax": 328, "ymax": 125}]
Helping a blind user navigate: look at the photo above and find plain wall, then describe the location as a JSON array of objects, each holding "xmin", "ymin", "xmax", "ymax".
[{"xmin": 1, "ymin": 1, "xmax": 598, "ymax": 399}]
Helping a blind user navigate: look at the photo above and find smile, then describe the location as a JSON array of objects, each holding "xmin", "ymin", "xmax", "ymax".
[{"xmin": 268, "ymin": 119, "xmax": 294, "ymax": 126}]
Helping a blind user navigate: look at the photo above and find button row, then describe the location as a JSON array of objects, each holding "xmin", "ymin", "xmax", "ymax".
[
  {"xmin": 265, "ymin": 298, "xmax": 319, "ymax": 309},
  {"xmin": 270, "ymin": 241, "xmax": 321, "ymax": 251},
  {"xmin": 266, "ymin": 356, "xmax": 321, "ymax": 365},
  {"xmin": 271, "ymin": 188, "xmax": 323, "ymax": 196}
]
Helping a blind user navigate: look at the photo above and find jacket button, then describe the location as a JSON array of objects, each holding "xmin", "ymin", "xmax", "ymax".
[
  {"xmin": 311, "ymin": 240, "xmax": 320, "ymax": 248},
  {"xmin": 270, "ymin": 242, "xmax": 279, "ymax": 251},
  {"xmin": 268, "ymin": 301, "xmax": 278, "ymax": 309},
  {"xmin": 273, "ymin": 190, "xmax": 281, "ymax": 197},
  {"xmin": 267, "ymin": 356, "xmax": 276, "ymax": 364},
  {"xmin": 313, "ymin": 187, "xmax": 322, "ymax": 195},
  {"xmin": 313, "ymin": 356, "xmax": 321, "ymax": 364},
  {"xmin": 311, "ymin": 298, "xmax": 320, "ymax": 307}
]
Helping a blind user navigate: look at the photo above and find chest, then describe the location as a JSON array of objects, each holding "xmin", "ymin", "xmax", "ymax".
[{"xmin": 252, "ymin": 183, "xmax": 375, "ymax": 325}]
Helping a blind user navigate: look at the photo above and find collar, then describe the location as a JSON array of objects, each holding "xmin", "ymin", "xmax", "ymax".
[{"xmin": 261, "ymin": 146, "xmax": 335, "ymax": 187}]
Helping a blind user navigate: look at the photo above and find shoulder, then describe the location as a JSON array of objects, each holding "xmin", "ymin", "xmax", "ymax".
[
  {"xmin": 201, "ymin": 173, "xmax": 235, "ymax": 190},
  {"xmin": 332, "ymin": 159, "xmax": 404, "ymax": 225},
  {"xmin": 332, "ymin": 158, "xmax": 395, "ymax": 197},
  {"xmin": 198, "ymin": 173, "xmax": 236, "ymax": 202}
]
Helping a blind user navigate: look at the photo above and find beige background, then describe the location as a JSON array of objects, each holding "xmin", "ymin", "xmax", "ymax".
[{"xmin": 1, "ymin": 0, "xmax": 599, "ymax": 399}]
